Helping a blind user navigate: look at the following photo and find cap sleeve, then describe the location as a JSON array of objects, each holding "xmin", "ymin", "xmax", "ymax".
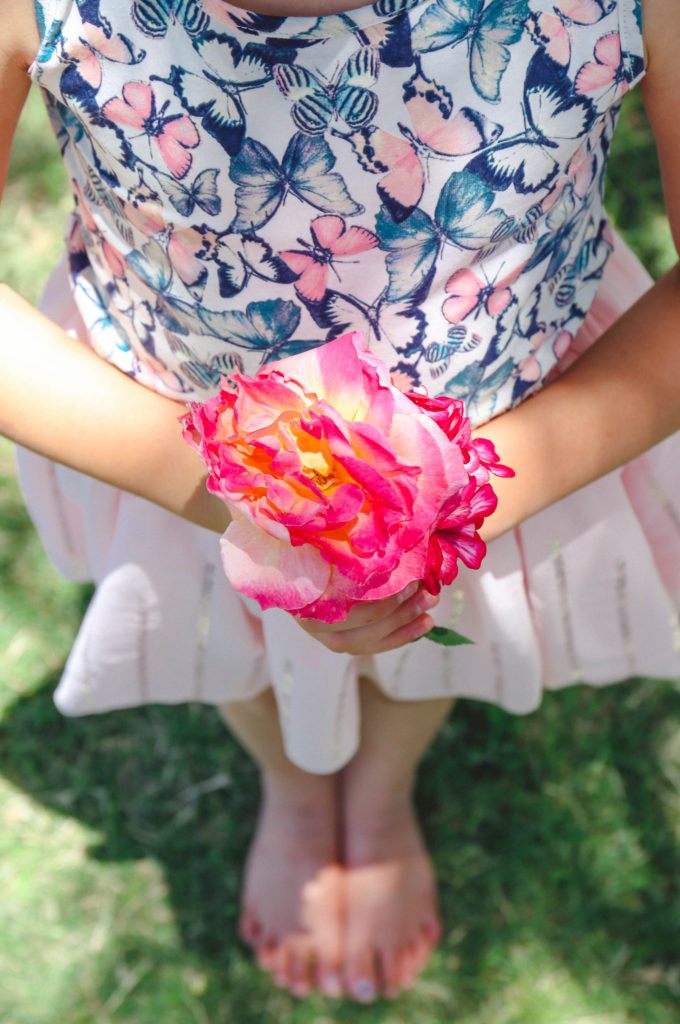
[{"xmin": 618, "ymin": 0, "xmax": 646, "ymax": 88}]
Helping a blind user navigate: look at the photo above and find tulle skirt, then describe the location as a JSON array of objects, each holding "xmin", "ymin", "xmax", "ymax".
[{"xmin": 16, "ymin": 229, "xmax": 680, "ymax": 773}]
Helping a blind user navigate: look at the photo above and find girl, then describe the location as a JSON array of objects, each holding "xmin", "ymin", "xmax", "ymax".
[{"xmin": 2, "ymin": 0, "xmax": 680, "ymax": 1003}]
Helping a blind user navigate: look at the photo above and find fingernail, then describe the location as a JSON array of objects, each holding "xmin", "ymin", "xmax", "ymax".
[
  {"xmin": 320, "ymin": 974, "xmax": 343, "ymax": 997},
  {"xmin": 417, "ymin": 591, "xmax": 439, "ymax": 613},
  {"xmin": 402, "ymin": 582, "xmax": 419, "ymax": 602},
  {"xmin": 352, "ymin": 978, "xmax": 377, "ymax": 1002}
]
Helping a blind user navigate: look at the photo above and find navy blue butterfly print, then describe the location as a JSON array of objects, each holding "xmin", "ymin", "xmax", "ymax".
[
  {"xmin": 132, "ymin": 0, "xmax": 209, "ymax": 39},
  {"xmin": 273, "ymin": 48, "xmax": 380, "ymax": 136},
  {"xmin": 209, "ymin": 231, "xmax": 299, "ymax": 298},
  {"xmin": 152, "ymin": 54, "xmax": 274, "ymax": 156},
  {"xmin": 468, "ymin": 52, "xmax": 595, "ymax": 193},
  {"xmin": 301, "ymin": 287, "xmax": 427, "ymax": 356},
  {"xmin": 351, "ymin": 8, "xmax": 415, "ymax": 69}
]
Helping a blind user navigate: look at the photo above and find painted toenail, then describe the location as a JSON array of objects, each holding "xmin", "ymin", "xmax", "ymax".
[
  {"xmin": 352, "ymin": 979, "xmax": 377, "ymax": 1001},
  {"xmin": 321, "ymin": 975, "xmax": 343, "ymax": 997}
]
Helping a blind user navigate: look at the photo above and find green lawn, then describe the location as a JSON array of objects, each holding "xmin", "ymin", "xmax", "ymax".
[{"xmin": 1, "ymin": 88, "xmax": 680, "ymax": 1024}]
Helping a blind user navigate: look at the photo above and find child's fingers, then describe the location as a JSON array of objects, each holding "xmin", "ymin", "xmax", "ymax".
[
  {"xmin": 353, "ymin": 610, "xmax": 436, "ymax": 656},
  {"xmin": 300, "ymin": 581, "xmax": 421, "ymax": 635},
  {"xmin": 298, "ymin": 588, "xmax": 439, "ymax": 655}
]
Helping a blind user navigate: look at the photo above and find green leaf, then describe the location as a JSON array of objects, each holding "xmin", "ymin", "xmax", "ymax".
[{"xmin": 419, "ymin": 625, "xmax": 474, "ymax": 646}]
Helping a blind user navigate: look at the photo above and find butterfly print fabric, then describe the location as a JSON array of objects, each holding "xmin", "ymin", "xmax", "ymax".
[{"xmin": 30, "ymin": 0, "xmax": 645, "ymax": 424}]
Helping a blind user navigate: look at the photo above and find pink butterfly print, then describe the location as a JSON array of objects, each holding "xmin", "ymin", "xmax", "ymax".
[
  {"xmin": 279, "ymin": 215, "xmax": 379, "ymax": 303},
  {"xmin": 442, "ymin": 263, "xmax": 525, "ymax": 324},
  {"xmin": 73, "ymin": 181, "xmax": 98, "ymax": 233},
  {"xmin": 72, "ymin": 22, "xmax": 143, "ymax": 90},
  {"xmin": 342, "ymin": 125, "xmax": 424, "ymax": 222},
  {"xmin": 401, "ymin": 73, "xmax": 501, "ymax": 158},
  {"xmin": 575, "ymin": 33, "xmax": 628, "ymax": 100},
  {"xmin": 102, "ymin": 239, "xmax": 127, "ymax": 277},
  {"xmin": 341, "ymin": 73, "xmax": 500, "ymax": 221},
  {"xmin": 73, "ymin": 182, "xmax": 127, "ymax": 277},
  {"xmin": 123, "ymin": 198, "xmax": 166, "ymax": 237},
  {"xmin": 103, "ymin": 82, "xmax": 199, "ymax": 179},
  {"xmin": 168, "ymin": 227, "xmax": 208, "ymax": 293},
  {"xmin": 517, "ymin": 352, "xmax": 542, "ymax": 383},
  {"xmin": 389, "ymin": 362, "xmax": 421, "ymax": 394},
  {"xmin": 528, "ymin": 0, "xmax": 616, "ymax": 67}
]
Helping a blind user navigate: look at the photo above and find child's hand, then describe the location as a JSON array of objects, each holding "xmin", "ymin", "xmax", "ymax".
[{"xmin": 295, "ymin": 583, "xmax": 439, "ymax": 656}]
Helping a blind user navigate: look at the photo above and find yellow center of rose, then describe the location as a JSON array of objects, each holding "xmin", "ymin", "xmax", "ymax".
[
  {"xmin": 293, "ymin": 422, "xmax": 344, "ymax": 493},
  {"xmin": 301, "ymin": 452, "xmax": 335, "ymax": 491}
]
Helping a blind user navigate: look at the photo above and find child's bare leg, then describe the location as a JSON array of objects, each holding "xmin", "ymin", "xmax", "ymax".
[
  {"xmin": 219, "ymin": 690, "xmax": 344, "ymax": 998},
  {"xmin": 341, "ymin": 680, "xmax": 453, "ymax": 1001}
]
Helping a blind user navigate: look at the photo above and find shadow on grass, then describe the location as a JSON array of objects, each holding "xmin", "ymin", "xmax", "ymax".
[{"xmin": 2, "ymin": 669, "xmax": 680, "ymax": 1021}]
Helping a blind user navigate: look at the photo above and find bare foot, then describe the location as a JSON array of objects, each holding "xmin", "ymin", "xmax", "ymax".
[
  {"xmin": 239, "ymin": 770, "xmax": 345, "ymax": 998},
  {"xmin": 341, "ymin": 789, "xmax": 441, "ymax": 1001}
]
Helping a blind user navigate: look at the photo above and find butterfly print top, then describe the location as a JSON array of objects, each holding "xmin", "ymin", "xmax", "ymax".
[{"xmin": 30, "ymin": 0, "xmax": 645, "ymax": 424}]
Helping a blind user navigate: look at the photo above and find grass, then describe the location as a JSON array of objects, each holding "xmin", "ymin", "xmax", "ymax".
[{"xmin": 1, "ymin": 86, "xmax": 680, "ymax": 1023}]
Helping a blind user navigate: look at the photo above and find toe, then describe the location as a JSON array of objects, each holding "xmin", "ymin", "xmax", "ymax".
[
  {"xmin": 314, "ymin": 942, "xmax": 344, "ymax": 998},
  {"xmin": 238, "ymin": 908, "xmax": 261, "ymax": 947},
  {"xmin": 288, "ymin": 941, "xmax": 314, "ymax": 998},
  {"xmin": 345, "ymin": 953, "xmax": 379, "ymax": 1004},
  {"xmin": 272, "ymin": 944, "xmax": 293, "ymax": 990},
  {"xmin": 396, "ymin": 944, "xmax": 421, "ymax": 990},
  {"xmin": 377, "ymin": 948, "xmax": 401, "ymax": 999},
  {"xmin": 421, "ymin": 911, "xmax": 442, "ymax": 945},
  {"xmin": 317, "ymin": 969, "xmax": 344, "ymax": 998},
  {"xmin": 255, "ymin": 938, "xmax": 278, "ymax": 974}
]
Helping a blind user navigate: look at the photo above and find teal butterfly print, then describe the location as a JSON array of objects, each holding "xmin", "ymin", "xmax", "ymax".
[
  {"xmin": 229, "ymin": 133, "xmax": 362, "ymax": 232},
  {"xmin": 154, "ymin": 292, "xmax": 305, "ymax": 363},
  {"xmin": 273, "ymin": 48, "xmax": 380, "ymax": 135},
  {"xmin": 181, "ymin": 351, "xmax": 245, "ymax": 389},
  {"xmin": 155, "ymin": 291, "xmax": 207, "ymax": 335},
  {"xmin": 153, "ymin": 167, "xmax": 221, "ymax": 216},
  {"xmin": 443, "ymin": 355, "xmax": 516, "ymax": 418},
  {"xmin": 376, "ymin": 169, "xmax": 512, "ymax": 300},
  {"xmin": 411, "ymin": 0, "xmax": 529, "ymax": 103},
  {"xmin": 198, "ymin": 298, "xmax": 302, "ymax": 360},
  {"xmin": 127, "ymin": 238, "xmax": 174, "ymax": 292}
]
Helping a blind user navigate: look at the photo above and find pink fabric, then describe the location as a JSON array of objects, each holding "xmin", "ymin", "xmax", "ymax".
[{"xmin": 16, "ymin": 228, "xmax": 680, "ymax": 773}]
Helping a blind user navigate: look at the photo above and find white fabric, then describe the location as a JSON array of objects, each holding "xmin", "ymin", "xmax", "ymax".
[{"xmin": 16, "ymin": 230, "xmax": 680, "ymax": 773}]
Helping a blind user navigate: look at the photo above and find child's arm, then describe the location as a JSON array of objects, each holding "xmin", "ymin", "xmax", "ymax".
[
  {"xmin": 0, "ymin": 287, "xmax": 231, "ymax": 533},
  {"xmin": 0, "ymin": 6, "xmax": 229, "ymax": 535},
  {"xmin": 0, "ymin": 6, "xmax": 432, "ymax": 655},
  {"xmin": 305, "ymin": 0, "xmax": 680, "ymax": 654},
  {"xmin": 477, "ymin": 0, "xmax": 680, "ymax": 544}
]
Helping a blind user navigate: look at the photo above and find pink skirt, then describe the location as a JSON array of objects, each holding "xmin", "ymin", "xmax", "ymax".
[{"xmin": 16, "ymin": 229, "xmax": 680, "ymax": 773}]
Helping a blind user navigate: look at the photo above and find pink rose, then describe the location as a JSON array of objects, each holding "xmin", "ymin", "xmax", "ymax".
[
  {"xmin": 402, "ymin": 390, "xmax": 513, "ymax": 593},
  {"xmin": 182, "ymin": 333, "xmax": 510, "ymax": 623}
]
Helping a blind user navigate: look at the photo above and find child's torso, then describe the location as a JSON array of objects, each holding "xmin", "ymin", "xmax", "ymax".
[{"xmin": 30, "ymin": 0, "xmax": 646, "ymax": 424}]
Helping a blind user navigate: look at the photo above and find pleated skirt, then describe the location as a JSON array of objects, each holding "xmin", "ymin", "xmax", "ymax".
[{"xmin": 16, "ymin": 230, "xmax": 680, "ymax": 773}]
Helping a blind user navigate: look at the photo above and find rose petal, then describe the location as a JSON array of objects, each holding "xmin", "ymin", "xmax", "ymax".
[
  {"xmin": 220, "ymin": 513, "xmax": 331, "ymax": 613},
  {"xmin": 272, "ymin": 333, "xmax": 367, "ymax": 421}
]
